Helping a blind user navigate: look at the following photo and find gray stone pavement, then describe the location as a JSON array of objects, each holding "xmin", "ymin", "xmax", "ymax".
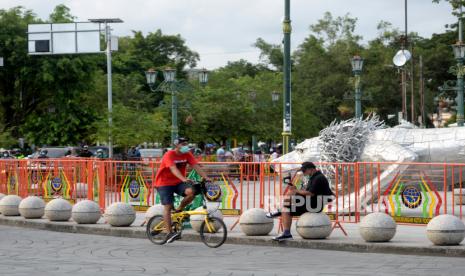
[
  {"xmin": 2, "ymin": 213, "xmax": 465, "ymax": 257},
  {"xmin": 0, "ymin": 225, "xmax": 464, "ymax": 276}
]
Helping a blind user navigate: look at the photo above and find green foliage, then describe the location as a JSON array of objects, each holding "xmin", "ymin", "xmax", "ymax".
[
  {"xmin": 92, "ymin": 104, "xmax": 168, "ymax": 147},
  {"xmin": 0, "ymin": 5, "xmax": 461, "ymax": 150}
]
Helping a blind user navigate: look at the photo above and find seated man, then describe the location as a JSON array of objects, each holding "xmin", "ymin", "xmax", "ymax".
[{"xmin": 267, "ymin": 162, "xmax": 334, "ymax": 241}]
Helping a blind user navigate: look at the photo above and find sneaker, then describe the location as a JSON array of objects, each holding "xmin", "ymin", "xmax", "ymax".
[
  {"xmin": 272, "ymin": 233, "xmax": 293, "ymax": 242},
  {"xmin": 166, "ymin": 232, "xmax": 181, "ymax": 243},
  {"xmin": 266, "ymin": 210, "xmax": 282, "ymax": 219}
]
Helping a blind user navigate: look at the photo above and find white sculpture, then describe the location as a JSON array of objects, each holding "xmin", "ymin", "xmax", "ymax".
[{"xmin": 275, "ymin": 115, "xmax": 465, "ymax": 212}]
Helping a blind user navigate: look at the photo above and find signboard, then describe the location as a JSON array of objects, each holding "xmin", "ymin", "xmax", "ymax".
[
  {"xmin": 0, "ymin": 57, "xmax": 3, "ymax": 67},
  {"xmin": 28, "ymin": 22, "xmax": 102, "ymax": 55}
]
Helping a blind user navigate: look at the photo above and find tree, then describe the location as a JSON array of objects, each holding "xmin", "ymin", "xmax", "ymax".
[
  {"xmin": 253, "ymin": 38, "xmax": 283, "ymax": 71},
  {"xmin": 92, "ymin": 104, "xmax": 168, "ymax": 148}
]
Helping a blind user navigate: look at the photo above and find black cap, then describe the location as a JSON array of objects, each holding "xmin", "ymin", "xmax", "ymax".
[
  {"xmin": 173, "ymin": 137, "xmax": 189, "ymax": 145},
  {"xmin": 300, "ymin": 162, "xmax": 316, "ymax": 171}
]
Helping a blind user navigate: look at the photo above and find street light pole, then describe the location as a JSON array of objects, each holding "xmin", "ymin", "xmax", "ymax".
[
  {"xmin": 455, "ymin": 43, "xmax": 465, "ymax": 127},
  {"xmin": 146, "ymin": 68, "xmax": 207, "ymax": 146},
  {"xmin": 282, "ymin": 0, "xmax": 292, "ymax": 154},
  {"xmin": 89, "ymin": 18, "xmax": 123, "ymax": 158},
  {"xmin": 453, "ymin": 4, "xmax": 465, "ymax": 127},
  {"xmin": 351, "ymin": 56, "xmax": 364, "ymax": 119},
  {"xmin": 105, "ymin": 23, "xmax": 114, "ymax": 158}
]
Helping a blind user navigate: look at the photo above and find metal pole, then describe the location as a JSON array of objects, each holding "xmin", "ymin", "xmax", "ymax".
[
  {"xmin": 458, "ymin": 59, "xmax": 464, "ymax": 127},
  {"xmin": 282, "ymin": 0, "xmax": 292, "ymax": 154},
  {"xmin": 354, "ymin": 72, "xmax": 362, "ymax": 118},
  {"xmin": 402, "ymin": 69, "xmax": 407, "ymax": 120},
  {"xmin": 171, "ymin": 91, "xmax": 178, "ymax": 145},
  {"xmin": 419, "ymin": 55, "xmax": 425, "ymax": 127},
  {"xmin": 410, "ymin": 46, "xmax": 415, "ymax": 123},
  {"xmin": 459, "ymin": 5, "xmax": 464, "ymax": 127},
  {"xmin": 106, "ymin": 23, "xmax": 113, "ymax": 158}
]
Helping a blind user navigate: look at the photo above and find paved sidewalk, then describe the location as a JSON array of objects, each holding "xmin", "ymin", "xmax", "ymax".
[
  {"xmin": 3, "ymin": 225, "xmax": 465, "ymax": 276},
  {"xmin": 0, "ymin": 213, "xmax": 464, "ymax": 257}
]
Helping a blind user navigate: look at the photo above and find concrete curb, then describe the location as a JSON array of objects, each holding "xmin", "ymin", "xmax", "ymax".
[{"xmin": 1, "ymin": 216, "xmax": 465, "ymax": 257}]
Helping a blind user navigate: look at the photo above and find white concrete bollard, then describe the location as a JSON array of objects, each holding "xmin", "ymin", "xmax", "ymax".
[
  {"xmin": 296, "ymin": 213, "xmax": 332, "ymax": 239},
  {"xmin": 104, "ymin": 202, "xmax": 136, "ymax": 227},
  {"xmin": 72, "ymin": 200, "xmax": 101, "ymax": 224},
  {"xmin": 0, "ymin": 195, "xmax": 22, "ymax": 216},
  {"xmin": 0, "ymin": 193, "xmax": 5, "ymax": 214},
  {"xmin": 239, "ymin": 208, "xmax": 274, "ymax": 236},
  {"xmin": 19, "ymin": 196, "xmax": 45, "ymax": 219},
  {"xmin": 45, "ymin": 198, "xmax": 72, "ymax": 221},
  {"xmin": 359, "ymin": 212, "xmax": 397, "ymax": 242},
  {"xmin": 427, "ymin": 214, "xmax": 465, "ymax": 246},
  {"xmin": 145, "ymin": 205, "xmax": 165, "ymax": 221},
  {"xmin": 190, "ymin": 207, "xmax": 224, "ymax": 233}
]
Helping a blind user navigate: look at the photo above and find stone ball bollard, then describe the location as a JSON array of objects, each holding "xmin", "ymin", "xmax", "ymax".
[
  {"xmin": 45, "ymin": 198, "xmax": 72, "ymax": 221},
  {"xmin": 359, "ymin": 212, "xmax": 397, "ymax": 242},
  {"xmin": 104, "ymin": 202, "xmax": 136, "ymax": 227},
  {"xmin": 0, "ymin": 195, "xmax": 22, "ymax": 216},
  {"xmin": 190, "ymin": 207, "xmax": 224, "ymax": 233},
  {"xmin": 145, "ymin": 205, "xmax": 165, "ymax": 221},
  {"xmin": 296, "ymin": 213, "xmax": 332, "ymax": 239},
  {"xmin": 72, "ymin": 200, "xmax": 101, "ymax": 224},
  {"xmin": 239, "ymin": 208, "xmax": 274, "ymax": 236},
  {"xmin": 19, "ymin": 196, "xmax": 46, "ymax": 219},
  {"xmin": 0, "ymin": 193, "xmax": 5, "ymax": 214},
  {"xmin": 427, "ymin": 214, "xmax": 465, "ymax": 245}
]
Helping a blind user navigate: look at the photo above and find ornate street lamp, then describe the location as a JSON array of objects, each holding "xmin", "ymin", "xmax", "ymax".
[
  {"xmin": 453, "ymin": 41, "xmax": 465, "ymax": 60},
  {"xmin": 351, "ymin": 55, "xmax": 364, "ymax": 119},
  {"xmin": 145, "ymin": 68, "xmax": 157, "ymax": 87},
  {"xmin": 271, "ymin": 91, "xmax": 280, "ymax": 102},
  {"xmin": 198, "ymin": 68, "xmax": 209, "ymax": 86},
  {"xmin": 163, "ymin": 67, "xmax": 176, "ymax": 83},
  {"xmin": 145, "ymin": 67, "xmax": 207, "ymax": 145},
  {"xmin": 351, "ymin": 55, "xmax": 364, "ymax": 74}
]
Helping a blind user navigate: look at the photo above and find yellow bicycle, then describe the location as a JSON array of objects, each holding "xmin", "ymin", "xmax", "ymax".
[{"xmin": 146, "ymin": 180, "xmax": 227, "ymax": 248}]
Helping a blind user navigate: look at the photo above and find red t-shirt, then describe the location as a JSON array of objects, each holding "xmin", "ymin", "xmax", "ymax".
[{"xmin": 155, "ymin": 150, "xmax": 198, "ymax": 187}]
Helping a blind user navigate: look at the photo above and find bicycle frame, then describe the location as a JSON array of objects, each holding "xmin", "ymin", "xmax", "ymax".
[{"xmin": 152, "ymin": 206, "xmax": 217, "ymax": 233}]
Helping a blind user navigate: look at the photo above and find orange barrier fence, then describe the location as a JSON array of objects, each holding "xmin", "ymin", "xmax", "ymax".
[{"xmin": 2, "ymin": 160, "xmax": 465, "ymax": 224}]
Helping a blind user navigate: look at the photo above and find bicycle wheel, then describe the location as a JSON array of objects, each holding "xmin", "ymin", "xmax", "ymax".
[
  {"xmin": 146, "ymin": 215, "xmax": 169, "ymax": 245},
  {"xmin": 199, "ymin": 217, "xmax": 227, "ymax": 248}
]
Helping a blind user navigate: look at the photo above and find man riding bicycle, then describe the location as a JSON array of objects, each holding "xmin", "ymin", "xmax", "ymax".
[{"xmin": 154, "ymin": 137, "xmax": 211, "ymax": 243}]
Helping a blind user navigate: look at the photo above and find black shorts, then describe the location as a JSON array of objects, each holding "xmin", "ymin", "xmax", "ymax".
[
  {"xmin": 157, "ymin": 182, "xmax": 190, "ymax": 205},
  {"xmin": 285, "ymin": 196, "xmax": 325, "ymax": 216}
]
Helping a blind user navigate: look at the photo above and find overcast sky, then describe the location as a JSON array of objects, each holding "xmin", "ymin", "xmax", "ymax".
[{"xmin": 2, "ymin": 0, "xmax": 458, "ymax": 69}]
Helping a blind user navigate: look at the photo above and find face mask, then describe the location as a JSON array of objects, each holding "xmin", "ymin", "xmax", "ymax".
[{"xmin": 180, "ymin": 146, "xmax": 190, "ymax": 153}]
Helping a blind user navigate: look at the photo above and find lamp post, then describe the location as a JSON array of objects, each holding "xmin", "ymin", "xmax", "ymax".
[
  {"xmin": 271, "ymin": 91, "xmax": 280, "ymax": 103},
  {"xmin": 351, "ymin": 55, "xmax": 364, "ymax": 119},
  {"xmin": 198, "ymin": 68, "xmax": 209, "ymax": 86},
  {"xmin": 453, "ymin": 41, "xmax": 465, "ymax": 126},
  {"xmin": 146, "ymin": 67, "xmax": 208, "ymax": 145},
  {"xmin": 282, "ymin": 0, "xmax": 292, "ymax": 154},
  {"xmin": 89, "ymin": 18, "xmax": 123, "ymax": 158}
]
